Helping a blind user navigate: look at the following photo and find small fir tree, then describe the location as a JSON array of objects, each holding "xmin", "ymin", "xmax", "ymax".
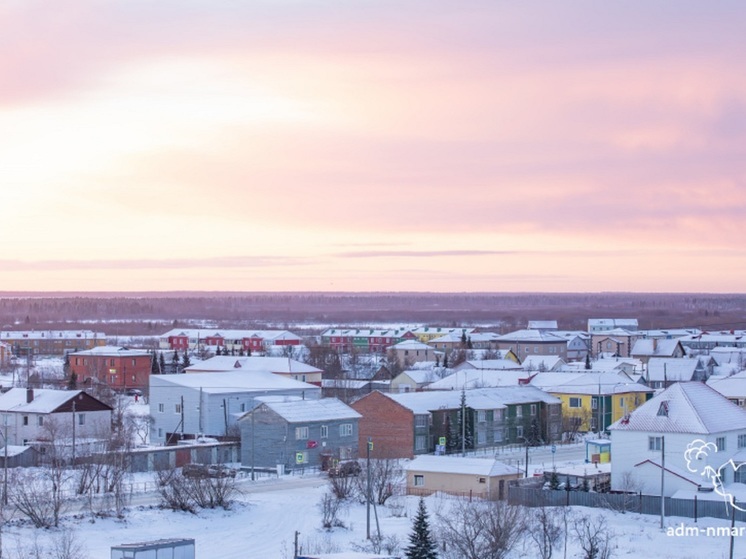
[
  {"xmin": 585, "ymin": 353, "xmax": 592, "ymax": 370},
  {"xmin": 66, "ymin": 371, "xmax": 78, "ymax": 390},
  {"xmin": 405, "ymin": 498, "xmax": 438, "ymax": 559},
  {"xmin": 182, "ymin": 352, "xmax": 191, "ymax": 369},
  {"xmin": 151, "ymin": 350, "xmax": 160, "ymax": 375},
  {"xmin": 158, "ymin": 353, "xmax": 166, "ymax": 375},
  {"xmin": 549, "ymin": 469, "xmax": 560, "ymax": 490}
]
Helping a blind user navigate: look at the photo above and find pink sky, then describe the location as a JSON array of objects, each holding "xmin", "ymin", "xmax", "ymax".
[{"xmin": 1, "ymin": 1, "xmax": 745, "ymax": 292}]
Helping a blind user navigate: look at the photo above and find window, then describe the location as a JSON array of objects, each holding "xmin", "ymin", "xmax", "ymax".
[
  {"xmin": 530, "ymin": 404, "xmax": 537, "ymax": 417},
  {"xmin": 717, "ymin": 437, "xmax": 726, "ymax": 452},
  {"xmin": 477, "ymin": 431, "xmax": 486, "ymax": 444},
  {"xmin": 477, "ymin": 410, "xmax": 486, "ymax": 423},
  {"xmin": 648, "ymin": 436, "xmax": 662, "ymax": 451},
  {"xmin": 569, "ymin": 397, "xmax": 582, "ymax": 408},
  {"xmin": 516, "ymin": 426, "xmax": 524, "ymax": 439},
  {"xmin": 415, "ymin": 435, "xmax": 427, "ymax": 451},
  {"xmin": 414, "ymin": 474, "xmax": 424, "ymax": 487},
  {"xmin": 738, "ymin": 434, "xmax": 746, "ymax": 449},
  {"xmin": 494, "ymin": 430, "xmax": 503, "ymax": 443},
  {"xmin": 22, "ymin": 416, "xmax": 28, "ymax": 426},
  {"xmin": 415, "ymin": 415, "xmax": 428, "ymax": 428},
  {"xmin": 295, "ymin": 426, "xmax": 309, "ymax": 440},
  {"xmin": 321, "ymin": 425, "xmax": 329, "ymax": 439},
  {"xmin": 37, "ymin": 416, "xmax": 43, "ymax": 427},
  {"xmin": 78, "ymin": 413, "xmax": 85, "ymax": 426},
  {"xmin": 240, "ymin": 403, "xmax": 246, "ymax": 412},
  {"xmin": 339, "ymin": 423, "xmax": 353, "ymax": 437},
  {"xmin": 657, "ymin": 402, "xmax": 669, "ymax": 417},
  {"xmin": 550, "ymin": 405, "xmax": 559, "ymax": 416},
  {"xmin": 158, "ymin": 403, "xmax": 164, "ymax": 413},
  {"xmin": 494, "ymin": 409, "xmax": 504, "ymax": 421},
  {"xmin": 478, "ymin": 477, "xmax": 486, "ymax": 484},
  {"xmin": 516, "ymin": 407, "xmax": 523, "ymax": 418},
  {"xmin": 158, "ymin": 428, "xmax": 163, "ymax": 438},
  {"xmin": 591, "ymin": 398, "xmax": 598, "ymax": 410},
  {"xmin": 175, "ymin": 404, "xmax": 182, "ymax": 414}
]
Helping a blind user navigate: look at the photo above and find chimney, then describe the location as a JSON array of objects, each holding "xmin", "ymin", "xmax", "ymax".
[{"xmin": 26, "ymin": 388, "xmax": 34, "ymax": 403}]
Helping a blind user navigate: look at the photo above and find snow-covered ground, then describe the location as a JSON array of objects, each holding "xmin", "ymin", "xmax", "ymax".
[{"xmin": 2, "ymin": 472, "xmax": 745, "ymax": 559}]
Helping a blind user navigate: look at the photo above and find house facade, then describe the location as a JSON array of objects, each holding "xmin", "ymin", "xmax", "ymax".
[
  {"xmin": 320, "ymin": 327, "xmax": 416, "ymax": 353},
  {"xmin": 69, "ymin": 346, "xmax": 152, "ymax": 392},
  {"xmin": 495, "ymin": 330, "xmax": 568, "ymax": 360},
  {"xmin": 159, "ymin": 328, "xmax": 302, "ymax": 354},
  {"xmin": 0, "ymin": 330, "xmax": 106, "ymax": 356},
  {"xmin": 0, "ymin": 388, "xmax": 112, "ymax": 448},
  {"xmin": 149, "ymin": 371, "xmax": 321, "ymax": 445},
  {"xmin": 405, "ymin": 455, "xmax": 522, "ymax": 500},
  {"xmin": 609, "ymin": 382, "xmax": 746, "ymax": 496},
  {"xmin": 239, "ymin": 397, "xmax": 360, "ymax": 471},
  {"xmin": 184, "ymin": 356, "xmax": 324, "ymax": 385}
]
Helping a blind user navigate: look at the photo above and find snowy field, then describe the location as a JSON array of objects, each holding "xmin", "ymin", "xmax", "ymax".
[{"xmin": 2, "ymin": 472, "xmax": 745, "ymax": 559}]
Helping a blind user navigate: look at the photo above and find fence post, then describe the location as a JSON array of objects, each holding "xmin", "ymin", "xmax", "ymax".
[{"xmin": 694, "ymin": 494, "xmax": 697, "ymax": 523}]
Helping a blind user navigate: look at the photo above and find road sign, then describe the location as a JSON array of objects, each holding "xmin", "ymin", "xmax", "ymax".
[
  {"xmin": 439, "ymin": 437, "xmax": 446, "ymax": 446},
  {"xmin": 551, "ymin": 444, "xmax": 557, "ymax": 454},
  {"xmin": 368, "ymin": 440, "xmax": 374, "ymax": 451},
  {"xmin": 295, "ymin": 452, "xmax": 304, "ymax": 464}
]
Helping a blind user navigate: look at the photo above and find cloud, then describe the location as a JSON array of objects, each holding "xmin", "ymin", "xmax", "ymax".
[{"xmin": 0, "ymin": 256, "xmax": 308, "ymax": 272}]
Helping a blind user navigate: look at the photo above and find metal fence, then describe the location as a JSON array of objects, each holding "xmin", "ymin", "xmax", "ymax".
[{"xmin": 508, "ymin": 485, "xmax": 746, "ymax": 522}]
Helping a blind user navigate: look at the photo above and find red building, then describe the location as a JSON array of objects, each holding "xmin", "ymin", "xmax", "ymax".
[
  {"xmin": 160, "ymin": 329, "xmax": 302, "ymax": 354},
  {"xmin": 69, "ymin": 346, "xmax": 152, "ymax": 392}
]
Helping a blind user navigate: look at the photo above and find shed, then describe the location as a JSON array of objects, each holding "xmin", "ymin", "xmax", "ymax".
[
  {"xmin": 405, "ymin": 455, "xmax": 521, "ymax": 500},
  {"xmin": 111, "ymin": 538, "xmax": 195, "ymax": 559},
  {"xmin": 585, "ymin": 439, "xmax": 611, "ymax": 464}
]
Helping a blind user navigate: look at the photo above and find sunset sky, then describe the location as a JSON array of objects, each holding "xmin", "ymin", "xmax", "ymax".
[{"xmin": 2, "ymin": 1, "xmax": 745, "ymax": 293}]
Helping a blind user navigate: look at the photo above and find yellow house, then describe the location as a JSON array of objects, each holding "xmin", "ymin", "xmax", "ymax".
[{"xmin": 533, "ymin": 372, "xmax": 653, "ymax": 432}]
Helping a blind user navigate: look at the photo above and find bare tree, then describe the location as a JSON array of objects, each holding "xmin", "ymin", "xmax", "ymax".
[
  {"xmin": 528, "ymin": 505, "xmax": 562, "ymax": 559},
  {"xmin": 572, "ymin": 514, "xmax": 614, "ymax": 559},
  {"xmin": 50, "ymin": 529, "xmax": 90, "ymax": 559},
  {"xmin": 155, "ymin": 466, "xmax": 239, "ymax": 512},
  {"xmin": 354, "ymin": 459, "xmax": 404, "ymax": 505},
  {"xmin": 9, "ymin": 469, "xmax": 69, "ymax": 529},
  {"xmin": 318, "ymin": 490, "xmax": 347, "ymax": 530},
  {"xmin": 437, "ymin": 499, "xmax": 525, "ymax": 559}
]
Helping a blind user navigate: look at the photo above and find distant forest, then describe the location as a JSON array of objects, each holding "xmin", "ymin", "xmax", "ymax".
[{"xmin": 0, "ymin": 292, "xmax": 744, "ymax": 336}]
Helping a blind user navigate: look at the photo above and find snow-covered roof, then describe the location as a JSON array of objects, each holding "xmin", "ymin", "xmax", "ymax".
[
  {"xmin": 646, "ymin": 358, "xmax": 699, "ymax": 382},
  {"xmin": 588, "ymin": 318, "xmax": 638, "ymax": 330},
  {"xmin": 707, "ymin": 376, "xmax": 746, "ymax": 399},
  {"xmin": 609, "ymin": 382, "xmax": 746, "ymax": 434},
  {"xmin": 521, "ymin": 355, "xmax": 565, "ymax": 371},
  {"xmin": 429, "ymin": 332, "xmax": 499, "ymax": 344},
  {"xmin": 456, "ymin": 359, "xmax": 521, "ymax": 370},
  {"xmin": 0, "ymin": 388, "xmax": 84, "ymax": 414},
  {"xmin": 160, "ymin": 328, "xmax": 301, "ymax": 341},
  {"xmin": 405, "ymin": 455, "xmax": 521, "ymax": 477},
  {"xmin": 0, "ymin": 330, "xmax": 105, "ymax": 340},
  {"xmin": 71, "ymin": 345, "xmax": 151, "ymax": 357},
  {"xmin": 393, "ymin": 369, "xmax": 438, "ymax": 384},
  {"xmin": 537, "ymin": 372, "xmax": 651, "ymax": 396},
  {"xmin": 527, "ymin": 321, "xmax": 557, "ymax": 330},
  {"xmin": 495, "ymin": 330, "xmax": 566, "ymax": 343},
  {"xmin": 250, "ymin": 397, "xmax": 361, "ymax": 423},
  {"xmin": 562, "ymin": 357, "xmax": 642, "ymax": 373},
  {"xmin": 392, "ymin": 340, "xmax": 434, "ymax": 350},
  {"xmin": 184, "ymin": 356, "xmax": 321, "ymax": 374},
  {"xmin": 151, "ymin": 371, "xmax": 318, "ymax": 394},
  {"xmin": 427, "ymin": 369, "xmax": 530, "ymax": 390},
  {"xmin": 388, "ymin": 386, "xmax": 559, "ymax": 414},
  {"xmin": 631, "ymin": 339, "xmax": 683, "ymax": 357}
]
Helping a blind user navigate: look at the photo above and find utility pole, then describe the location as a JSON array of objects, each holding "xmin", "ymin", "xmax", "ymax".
[
  {"xmin": 660, "ymin": 435, "xmax": 665, "ymax": 530},
  {"xmin": 366, "ymin": 437, "xmax": 372, "ymax": 540},
  {"xmin": 72, "ymin": 400, "xmax": 76, "ymax": 467},
  {"xmin": 3, "ymin": 413, "xmax": 8, "ymax": 505}
]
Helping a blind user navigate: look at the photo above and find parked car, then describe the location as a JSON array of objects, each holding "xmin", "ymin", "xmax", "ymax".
[
  {"xmin": 182, "ymin": 463, "xmax": 237, "ymax": 479},
  {"xmin": 126, "ymin": 388, "xmax": 143, "ymax": 397},
  {"xmin": 328, "ymin": 460, "xmax": 362, "ymax": 478}
]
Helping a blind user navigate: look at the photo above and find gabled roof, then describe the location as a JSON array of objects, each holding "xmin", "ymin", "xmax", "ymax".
[
  {"xmin": 521, "ymin": 355, "xmax": 565, "ymax": 371},
  {"xmin": 631, "ymin": 339, "xmax": 683, "ymax": 357},
  {"xmin": 0, "ymin": 388, "xmax": 109, "ymax": 414},
  {"xmin": 646, "ymin": 358, "xmax": 699, "ymax": 382},
  {"xmin": 184, "ymin": 356, "xmax": 321, "ymax": 375},
  {"xmin": 71, "ymin": 345, "xmax": 151, "ymax": 357},
  {"xmin": 151, "ymin": 370, "xmax": 318, "ymax": 394},
  {"xmin": 456, "ymin": 359, "xmax": 521, "ymax": 371},
  {"xmin": 609, "ymin": 382, "xmax": 746, "ymax": 434},
  {"xmin": 536, "ymin": 372, "xmax": 651, "ymax": 396},
  {"xmin": 495, "ymin": 330, "xmax": 566, "ymax": 343},
  {"xmin": 246, "ymin": 397, "xmax": 361, "ymax": 423},
  {"xmin": 392, "ymin": 340, "xmax": 434, "ymax": 350},
  {"xmin": 427, "ymin": 369, "xmax": 531, "ymax": 390},
  {"xmin": 387, "ymin": 386, "xmax": 559, "ymax": 414},
  {"xmin": 405, "ymin": 455, "xmax": 521, "ymax": 477}
]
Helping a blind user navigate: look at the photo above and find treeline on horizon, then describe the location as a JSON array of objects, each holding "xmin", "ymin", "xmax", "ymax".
[{"xmin": 0, "ymin": 293, "xmax": 744, "ymax": 336}]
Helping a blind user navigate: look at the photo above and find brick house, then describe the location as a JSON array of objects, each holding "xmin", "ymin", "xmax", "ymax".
[
  {"xmin": 352, "ymin": 387, "xmax": 562, "ymax": 459},
  {"xmin": 69, "ymin": 346, "xmax": 152, "ymax": 392}
]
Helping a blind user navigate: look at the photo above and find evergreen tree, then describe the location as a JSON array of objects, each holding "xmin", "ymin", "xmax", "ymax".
[
  {"xmin": 66, "ymin": 371, "xmax": 77, "ymax": 390},
  {"xmin": 62, "ymin": 353, "xmax": 71, "ymax": 378},
  {"xmin": 443, "ymin": 352, "xmax": 448, "ymax": 368},
  {"xmin": 467, "ymin": 336, "xmax": 473, "ymax": 349},
  {"xmin": 247, "ymin": 347, "xmax": 252, "ymax": 357},
  {"xmin": 182, "ymin": 352, "xmax": 191, "ymax": 369},
  {"xmin": 460, "ymin": 330, "xmax": 467, "ymax": 347},
  {"xmin": 405, "ymin": 498, "xmax": 438, "ymax": 559},
  {"xmin": 447, "ymin": 390, "xmax": 473, "ymax": 454},
  {"xmin": 585, "ymin": 353, "xmax": 592, "ymax": 370},
  {"xmin": 151, "ymin": 351, "xmax": 160, "ymax": 375},
  {"xmin": 171, "ymin": 350, "xmax": 179, "ymax": 373},
  {"xmin": 158, "ymin": 353, "xmax": 166, "ymax": 375},
  {"xmin": 549, "ymin": 469, "xmax": 560, "ymax": 490}
]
